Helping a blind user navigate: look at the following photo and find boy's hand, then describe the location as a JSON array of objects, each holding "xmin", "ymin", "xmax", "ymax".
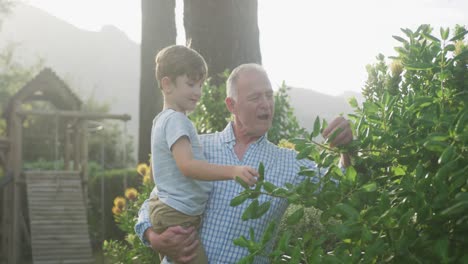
[{"xmin": 234, "ymin": 166, "xmax": 258, "ymax": 186}]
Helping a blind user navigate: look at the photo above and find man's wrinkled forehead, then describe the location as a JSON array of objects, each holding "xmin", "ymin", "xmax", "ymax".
[{"xmin": 237, "ymin": 70, "xmax": 272, "ymax": 91}]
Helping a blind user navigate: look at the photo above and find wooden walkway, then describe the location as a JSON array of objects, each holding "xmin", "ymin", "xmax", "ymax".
[{"xmin": 25, "ymin": 171, "xmax": 93, "ymax": 264}]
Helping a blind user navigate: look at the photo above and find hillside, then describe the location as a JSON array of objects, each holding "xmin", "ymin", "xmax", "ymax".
[
  {"xmin": 0, "ymin": 3, "xmax": 140, "ymax": 151},
  {"xmin": 0, "ymin": 3, "xmax": 364, "ymax": 153},
  {"xmin": 286, "ymin": 87, "xmax": 363, "ymax": 131}
]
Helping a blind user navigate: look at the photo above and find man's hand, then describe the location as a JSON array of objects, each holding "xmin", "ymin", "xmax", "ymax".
[
  {"xmin": 322, "ymin": 117, "xmax": 353, "ymax": 167},
  {"xmin": 322, "ymin": 117, "xmax": 353, "ymax": 147},
  {"xmin": 145, "ymin": 226, "xmax": 198, "ymax": 263}
]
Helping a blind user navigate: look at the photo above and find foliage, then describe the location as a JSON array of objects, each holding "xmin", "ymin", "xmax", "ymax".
[
  {"xmin": 231, "ymin": 25, "xmax": 468, "ymax": 263},
  {"xmin": 269, "ymin": 83, "xmax": 307, "ymax": 144},
  {"xmin": 87, "ymin": 166, "xmax": 141, "ymax": 247},
  {"xmin": 0, "ymin": 46, "xmax": 41, "ymax": 135},
  {"xmin": 190, "ymin": 72, "xmax": 306, "ymax": 144},
  {"xmin": 190, "ymin": 71, "xmax": 232, "ymax": 134},
  {"xmin": 0, "ymin": 0, "xmax": 13, "ymax": 27},
  {"xmin": 102, "ymin": 161, "xmax": 159, "ymax": 264}
]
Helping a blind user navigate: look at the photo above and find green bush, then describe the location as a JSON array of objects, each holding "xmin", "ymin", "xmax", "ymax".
[
  {"xmin": 88, "ymin": 167, "xmax": 141, "ymax": 247},
  {"xmin": 232, "ymin": 25, "xmax": 468, "ymax": 263},
  {"xmin": 102, "ymin": 162, "xmax": 158, "ymax": 264}
]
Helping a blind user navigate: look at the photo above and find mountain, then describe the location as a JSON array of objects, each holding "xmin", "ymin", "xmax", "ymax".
[
  {"xmin": 0, "ymin": 3, "xmax": 140, "ymax": 158},
  {"xmin": 286, "ymin": 87, "xmax": 364, "ymax": 132},
  {"xmin": 0, "ymin": 3, "xmax": 364, "ymax": 155}
]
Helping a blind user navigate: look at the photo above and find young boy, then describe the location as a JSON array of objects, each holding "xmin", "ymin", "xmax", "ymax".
[{"xmin": 148, "ymin": 45, "xmax": 258, "ymax": 264}]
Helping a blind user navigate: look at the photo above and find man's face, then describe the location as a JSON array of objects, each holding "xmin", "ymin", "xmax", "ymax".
[{"xmin": 230, "ymin": 70, "xmax": 275, "ymax": 137}]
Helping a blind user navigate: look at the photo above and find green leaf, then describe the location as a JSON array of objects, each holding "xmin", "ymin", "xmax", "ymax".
[
  {"xmin": 392, "ymin": 166, "xmax": 406, "ymax": 176},
  {"xmin": 253, "ymin": 201, "xmax": 271, "ymax": 219},
  {"xmin": 401, "ymin": 28, "xmax": 414, "ymax": 38},
  {"xmin": 435, "ymin": 238, "xmax": 449, "ymax": 262},
  {"xmin": 236, "ymin": 176, "xmax": 250, "ymax": 189},
  {"xmin": 326, "ymin": 127, "xmax": 344, "ymax": 144},
  {"xmin": 277, "ymin": 231, "xmax": 292, "ymax": 251},
  {"xmin": 360, "ymin": 182, "xmax": 377, "ymax": 192},
  {"xmin": 233, "ymin": 236, "xmax": 249, "ymax": 248},
  {"xmin": 249, "ymin": 227, "xmax": 255, "ymax": 241},
  {"xmin": 242, "ymin": 200, "xmax": 259, "ymax": 221},
  {"xmin": 449, "ymin": 29, "xmax": 468, "ymax": 41},
  {"xmin": 445, "ymin": 44, "xmax": 456, "ymax": 52},
  {"xmin": 440, "ymin": 27, "xmax": 449, "ymax": 40},
  {"xmin": 438, "ymin": 146, "xmax": 455, "ymax": 165},
  {"xmin": 392, "ymin": 35, "xmax": 408, "ymax": 43},
  {"xmin": 404, "ymin": 62, "xmax": 433, "ymax": 71},
  {"xmin": 230, "ymin": 192, "xmax": 250, "ymax": 207},
  {"xmin": 298, "ymin": 169, "xmax": 316, "ymax": 178},
  {"xmin": 263, "ymin": 181, "xmax": 277, "ymax": 193},
  {"xmin": 287, "ymin": 207, "xmax": 304, "ymax": 225},
  {"xmin": 261, "ymin": 222, "xmax": 276, "ymax": 245},
  {"xmin": 311, "ymin": 116, "xmax": 321, "ymax": 138},
  {"xmin": 258, "ymin": 162, "xmax": 265, "ymax": 182},
  {"xmin": 453, "ymin": 49, "xmax": 468, "ymax": 62},
  {"xmin": 440, "ymin": 201, "xmax": 468, "ymax": 216},
  {"xmin": 344, "ymin": 166, "xmax": 357, "ymax": 183},
  {"xmin": 422, "ymin": 33, "xmax": 440, "ymax": 42},
  {"xmin": 348, "ymin": 97, "xmax": 358, "ymax": 108},
  {"xmin": 423, "ymin": 140, "xmax": 448, "ymax": 152},
  {"xmin": 335, "ymin": 203, "xmax": 359, "ymax": 220},
  {"xmin": 287, "ymin": 193, "xmax": 301, "ymax": 203}
]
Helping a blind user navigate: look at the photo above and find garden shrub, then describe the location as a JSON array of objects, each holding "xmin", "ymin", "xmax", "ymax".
[{"xmin": 232, "ymin": 25, "xmax": 468, "ymax": 263}]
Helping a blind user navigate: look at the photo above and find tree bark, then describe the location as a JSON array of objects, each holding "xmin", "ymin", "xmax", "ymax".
[
  {"xmin": 184, "ymin": 0, "xmax": 262, "ymax": 86},
  {"xmin": 139, "ymin": 0, "xmax": 176, "ymax": 162}
]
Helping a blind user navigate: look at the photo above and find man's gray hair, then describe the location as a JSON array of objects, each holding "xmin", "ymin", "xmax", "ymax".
[{"xmin": 226, "ymin": 63, "xmax": 268, "ymax": 99}]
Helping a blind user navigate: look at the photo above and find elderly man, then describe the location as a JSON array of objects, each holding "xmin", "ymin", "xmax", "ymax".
[{"xmin": 135, "ymin": 63, "xmax": 353, "ymax": 263}]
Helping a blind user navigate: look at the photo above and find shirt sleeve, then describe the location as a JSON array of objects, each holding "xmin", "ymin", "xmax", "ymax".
[
  {"xmin": 294, "ymin": 158, "xmax": 322, "ymax": 185},
  {"xmin": 294, "ymin": 157, "xmax": 342, "ymax": 187},
  {"xmin": 165, "ymin": 112, "xmax": 194, "ymax": 150},
  {"xmin": 134, "ymin": 198, "xmax": 153, "ymax": 247}
]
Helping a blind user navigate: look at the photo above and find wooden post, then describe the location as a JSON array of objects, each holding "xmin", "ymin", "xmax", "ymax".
[
  {"xmin": 64, "ymin": 122, "xmax": 70, "ymax": 170},
  {"xmin": 80, "ymin": 120, "xmax": 89, "ymax": 205},
  {"xmin": 0, "ymin": 138, "xmax": 9, "ymax": 263},
  {"xmin": 73, "ymin": 124, "xmax": 80, "ymax": 171},
  {"xmin": 7, "ymin": 108, "xmax": 23, "ymax": 264}
]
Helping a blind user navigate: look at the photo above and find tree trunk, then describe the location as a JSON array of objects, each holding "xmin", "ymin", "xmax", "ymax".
[
  {"xmin": 139, "ymin": 0, "xmax": 176, "ymax": 162},
  {"xmin": 184, "ymin": 0, "xmax": 261, "ymax": 86}
]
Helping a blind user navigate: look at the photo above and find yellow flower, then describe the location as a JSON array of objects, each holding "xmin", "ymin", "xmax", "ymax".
[
  {"xmin": 137, "ymin": 163, "xmax": 149, "ymax": 177},
  {"xmin": 143, "ymin": 175, "xmax": 152, "ymax": 185},
  {"xmin": 125, "ymin": 188, "xmax": 138, "ymax": 201},
  {"xmin": 114, "ymin": 196, "xmax": 126, "ymax": 209},
  {"xmin": 278, "ymin": 139, "xmax": 296, "ymax": 150},
  {"xmin": 112, "ymin": 206, "xmax": 122, "ymax": 215}
]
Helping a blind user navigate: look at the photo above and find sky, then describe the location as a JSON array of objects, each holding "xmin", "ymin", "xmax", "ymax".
[{"xmin": 22, "ymin": 0, "xmax": 468, "ymax": 96}]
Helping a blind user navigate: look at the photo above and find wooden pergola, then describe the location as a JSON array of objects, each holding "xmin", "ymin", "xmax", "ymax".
[{"xmin": 1, "ymin": 68, "xmax": 130, "ymax": 264}]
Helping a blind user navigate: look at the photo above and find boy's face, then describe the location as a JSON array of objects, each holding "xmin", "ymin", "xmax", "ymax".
[{"xmin": 167, "ymin": 74, "xmax": 203, "ymax": 113}]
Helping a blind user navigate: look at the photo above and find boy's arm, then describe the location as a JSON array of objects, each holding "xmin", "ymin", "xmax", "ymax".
[{"xmin": 172, "ymin": 136, "xmax": 257, "ymax": 185}]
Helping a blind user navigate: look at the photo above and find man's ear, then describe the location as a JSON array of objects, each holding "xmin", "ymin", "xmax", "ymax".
[
  {"xmin": 160, "ymin": 76, "xmax": 173, "ymax": 93},
  {"xmin": 225, "ymin": 97, "xmax": 236, "ymax": 114}
]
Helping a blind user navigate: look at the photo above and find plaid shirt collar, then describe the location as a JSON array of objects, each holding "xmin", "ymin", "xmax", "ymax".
[{"xmin": 219, "ymin": 122, "xmax": 268, "ymax": 147}]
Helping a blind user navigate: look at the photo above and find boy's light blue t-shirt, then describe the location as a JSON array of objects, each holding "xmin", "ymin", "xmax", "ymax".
[{"xmin": 151, "ymin": 109, "xmax": 212, "ymax": 216}]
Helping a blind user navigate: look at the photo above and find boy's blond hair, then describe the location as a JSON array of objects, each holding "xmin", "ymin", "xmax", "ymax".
[{"xmin": 155, "ymin": 45, "xmax": 208, "ymax": 86}]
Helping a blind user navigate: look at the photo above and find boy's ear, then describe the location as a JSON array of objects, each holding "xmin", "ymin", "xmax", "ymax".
[{"xmin": 160, "ymin": 76, "xmax": 173, "ymax": 93}]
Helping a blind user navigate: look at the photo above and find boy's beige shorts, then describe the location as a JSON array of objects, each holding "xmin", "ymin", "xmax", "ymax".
[{"xmin": 149, "ymin": 196, "xmax": 208, "ymax": 264}]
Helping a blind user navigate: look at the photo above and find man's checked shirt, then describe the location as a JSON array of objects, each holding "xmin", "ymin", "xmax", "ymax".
[{"xmin": 135, "ymin": 122, "xmax": 320, "ymax": 263}]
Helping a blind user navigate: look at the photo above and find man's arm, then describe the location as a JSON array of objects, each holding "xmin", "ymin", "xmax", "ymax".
[{"xmin": 135, "ymin": 199, "xmax": 198, "ymax": 263}]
